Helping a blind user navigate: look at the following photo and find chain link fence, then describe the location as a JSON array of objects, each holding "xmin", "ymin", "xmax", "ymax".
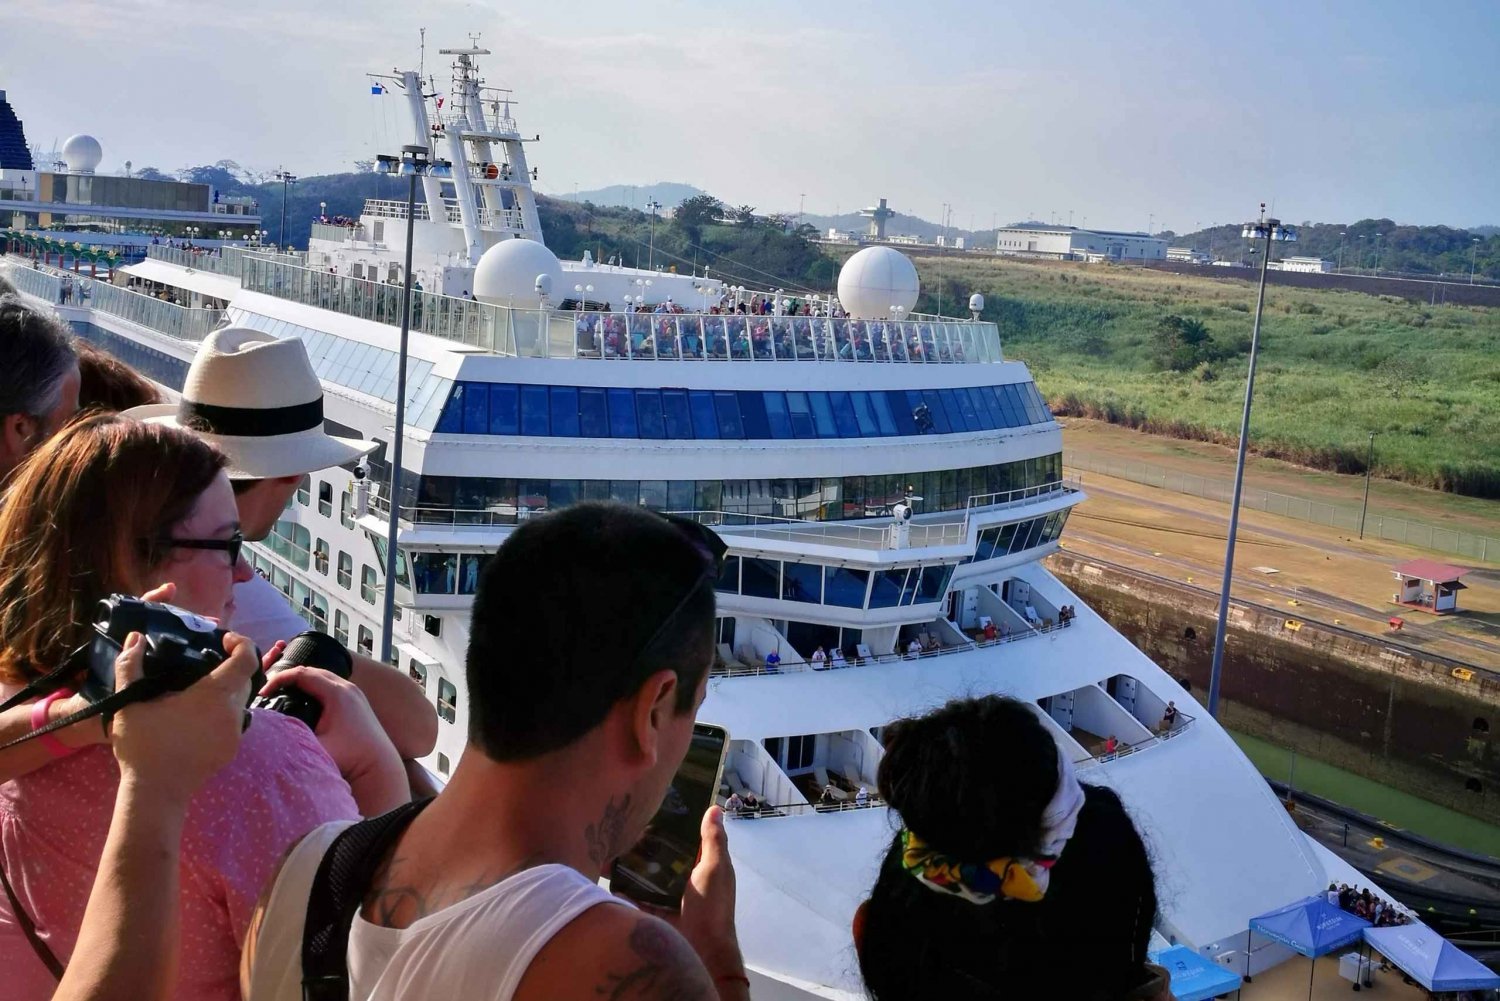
[{"xmin": 1065, "ymin": 451, "xmax": 1498, "ymax": 564}]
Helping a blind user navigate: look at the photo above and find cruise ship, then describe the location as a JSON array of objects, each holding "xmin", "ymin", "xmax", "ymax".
[{"xmin": 2, "ymin": 46, "xmax": 1404, "ymax": 999}]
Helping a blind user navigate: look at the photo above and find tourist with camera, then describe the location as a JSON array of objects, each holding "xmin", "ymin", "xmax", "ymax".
[{"xmin": 0, "ymin": 415, "xmax": 400, "ymax": 1000}]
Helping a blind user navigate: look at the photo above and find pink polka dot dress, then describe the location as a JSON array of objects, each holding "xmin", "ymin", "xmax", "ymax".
[{"xmin": 0, "ymin": 709, "xmax": 359, "ymax": 1000}]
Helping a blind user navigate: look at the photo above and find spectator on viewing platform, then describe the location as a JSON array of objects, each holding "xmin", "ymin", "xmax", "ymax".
[
  {"xmin": 906, "ymin": 638, "xmax": 923, "ymax": 656},
  {"xmin": 1160, "ymin": 701, "xmax": 1179, "ymax": 732},
  {"xmin": 765, "ymin": 649, "xmax": 781, "ymax": 673},
  {"xmin": 811, "ymin": 645, "xmax": 827, "ymax": 664},
  {"xmin": 243, "ymin": 502, "xmax": 750, "ymax": 1001},
  {"xmin": 0, "ymin": 294, "xmax": 79, "ymax": 484},
  {"xmin": 725, "ymin": 791, "xmax": 744, "ymax": 816},
  {"xmin": 821, "ymin": 783, "xmax": 840, "ymax": 808},
  {"xmin": 831, "ymin": 646, "xmax": 847, "ymax": 667},
  {"xmin": 853, "ymin": 695, "xmax": 1168, "ymax": 1001},
  {"xmin": 855, "ymin": 786, "xmax": 870, "ymax": 808}
]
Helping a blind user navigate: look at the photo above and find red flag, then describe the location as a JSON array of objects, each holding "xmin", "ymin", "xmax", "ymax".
[{"xmin": 436, "ymin": 96, "xmax": 444, "ymax": 109}]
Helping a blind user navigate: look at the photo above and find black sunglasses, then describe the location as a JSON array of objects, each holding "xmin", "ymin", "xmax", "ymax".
[
  {"xmin": 155, "ymin": 530, "xmax": 245, "ymax": 567},
  {"xmin": 627, "ymin": 514, "xmax": 727, "ymax": 672}
]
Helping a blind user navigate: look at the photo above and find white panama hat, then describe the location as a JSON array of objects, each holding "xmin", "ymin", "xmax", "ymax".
[{"xmin": 125, "ymin": 327, "xmax": 377, "ymax": 480}]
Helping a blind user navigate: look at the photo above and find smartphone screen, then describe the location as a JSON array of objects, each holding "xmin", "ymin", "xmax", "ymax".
[{"xmin": 611, "ymin": 722, "xmax": 729, "ymax": 909}]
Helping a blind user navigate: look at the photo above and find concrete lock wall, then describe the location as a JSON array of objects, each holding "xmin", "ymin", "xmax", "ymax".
[{"xmin": 1048, "ymin": 552, "xmax": 1500, "ymax": 825}]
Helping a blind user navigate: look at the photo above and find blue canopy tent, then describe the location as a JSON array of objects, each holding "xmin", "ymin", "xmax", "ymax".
[
  {"xmin": 1249, "ymin": 895, "xmax": 1371, "ymax": 999},
  {"xmin": 1150, "ymin": 946, "xmax": 1242, "ymax": 1001},
  {"xmin": 1364, "ymin": 924, "xmax": 1500, "ymax": 993}
]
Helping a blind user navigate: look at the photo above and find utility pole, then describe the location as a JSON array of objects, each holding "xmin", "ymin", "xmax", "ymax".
[
  {"xmin": 1358, "ymin": 432, "xmax": 1377, "ymax": 538},
  {"xmin": 646, "ymin": 199, "xmax": 662, "ymax": 271},
  {"xmin": 1473, "ymin": 238, "xmax": 1482, "ymax": 284}
]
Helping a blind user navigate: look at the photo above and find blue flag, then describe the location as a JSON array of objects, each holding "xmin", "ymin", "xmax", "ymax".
[{"xmin": 370, "ymin": 83, "xmax": 385, "ymax": 95}]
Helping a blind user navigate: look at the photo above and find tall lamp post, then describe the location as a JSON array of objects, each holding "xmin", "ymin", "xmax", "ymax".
[
  {"xmin": 646, "ymin": 199, "xmax": 662, "ymax": 271},
  {"xmin": 1473, "ymin": 238, "xmax": 1482, "ymax": 285},
  {"xmin": 1205, "ymin": 205, "xmax": 1297, "ymax": 718},
  {"xmin": 273, "ymin": 167, "xmax": 297, "ymax": 249},
  {"xmin": 373, "ymin": 144, "xmax": 452, "ymax": 663}
]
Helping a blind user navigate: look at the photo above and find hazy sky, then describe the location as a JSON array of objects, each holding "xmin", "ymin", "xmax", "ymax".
[{"xmin": 6, "ymin": 0, "xmax": 1498, "ymax": 231}]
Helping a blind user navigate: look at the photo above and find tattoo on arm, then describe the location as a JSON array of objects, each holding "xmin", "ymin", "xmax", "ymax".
[
  {"xmin": 584, "ymin": 794, "xmax": 633, "ymax": 868},
  {"xmin": 597, "ymin": 918, "xmax": 714, "ymax": 1000}
]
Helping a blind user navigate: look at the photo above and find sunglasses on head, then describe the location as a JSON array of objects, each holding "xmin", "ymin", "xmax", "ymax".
[{"xmin": 627, "ymin": 513, "xmax": 728, "ymax": 672}]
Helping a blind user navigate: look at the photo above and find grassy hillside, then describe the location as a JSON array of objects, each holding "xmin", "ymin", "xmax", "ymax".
[{"xmin": 906, "ymin": 254, "xmax": 1500, "ymax": 498}]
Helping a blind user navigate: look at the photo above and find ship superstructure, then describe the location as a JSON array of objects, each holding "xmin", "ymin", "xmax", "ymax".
[{"xmin": 0, "ymin": 44, "xmax": 1381, "ymax": 999}]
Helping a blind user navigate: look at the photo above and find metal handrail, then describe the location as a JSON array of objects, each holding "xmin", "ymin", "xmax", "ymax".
[{"xmin": 724, "ymin": 796, "xmax": 884, "ymax": 819}]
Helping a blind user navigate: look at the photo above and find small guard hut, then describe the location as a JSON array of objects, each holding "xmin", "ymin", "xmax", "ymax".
[{"xmin": 1391, "ymin": 558, "xmax": 1471, "ymax": 615}]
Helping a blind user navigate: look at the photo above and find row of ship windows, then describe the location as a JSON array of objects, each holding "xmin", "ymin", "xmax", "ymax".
[
  {"xmin": 404, "ymin": 454, "xmax": 1065, "ymax": 524},
  {"xmin": 433, "ymin": 381, "xmax": 1052, "ymax": 440},
  {"xmin": 716, "ymin": 558, "xmax": 955, "ymax": 609}
]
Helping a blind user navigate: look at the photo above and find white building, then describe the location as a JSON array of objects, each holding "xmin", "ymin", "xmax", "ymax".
[
  {"xmin": 1167, "ymin": 247, "xmax": 1212, "ymax": 265},
  {"xmin": 1274, "ymin": 256, "xmax": 1333, "ymax": 273},
  {"xmin": 996, "ymin": 224, "xmax": 1166, "ymax": 262}
]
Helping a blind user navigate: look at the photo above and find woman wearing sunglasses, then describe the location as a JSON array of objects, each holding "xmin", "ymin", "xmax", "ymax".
[{"xmin": 0, "ymin": 414, "xmax": 365, "ymax": 1001}]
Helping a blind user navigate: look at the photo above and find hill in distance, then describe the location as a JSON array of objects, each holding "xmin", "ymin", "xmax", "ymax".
[{"xmin": 556, "ymin": 182, "xmax": 708, "ymax": 212}]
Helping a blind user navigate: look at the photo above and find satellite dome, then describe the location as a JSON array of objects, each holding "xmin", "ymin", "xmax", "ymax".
[
  {"xmin": 837, "ymin": 246, "xmax": 919, "ymax": 320},
  {"xmin": 473, "ymin": 238, "xmax": 563, "ymax": 309},
  {"xmin": 61, "ymin": 134, "xmax": 103, "ymax": 174}
]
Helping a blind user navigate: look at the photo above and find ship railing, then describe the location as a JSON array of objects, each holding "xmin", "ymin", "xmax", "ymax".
[
  {"xmin": 310, "ymin": 222, "xmax": 359, "ymax": 243},
  {"xmin": 1, "ymin": 261, "xmax": 63, "ymax": 302},
  {"xmin": 1078, "ymin": 711, "xmax": 1196, "ymax": 769},
  {"xmin": 145, "ymin": 244, "xmax": 304, "ymax": 275},
  {"xmin": 966, "ymin": 476, "xmax": 1083, "ymax": 514},
  {"xmin": 722, "ymin": 796, "xmax": 885, "ymax": 819},
  {"xmin": 440, "ymin": 198, "xmax": 525, "ymax": 230},
  {"xmin": 692, "ymin": 510, "xmax": 969, "ymax": 549},
  {"xmin": 88, "ymin": 281, "xmax": 223, "ymax": 341}
]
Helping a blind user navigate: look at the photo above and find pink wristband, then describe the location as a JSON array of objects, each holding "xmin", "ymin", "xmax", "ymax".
[{"xmin": 30, "ymin": 689, "xmax": 79, "ymax": 760}]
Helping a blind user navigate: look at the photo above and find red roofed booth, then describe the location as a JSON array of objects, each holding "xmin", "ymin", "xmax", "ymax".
[{"xmin": 1391, "ymin": 559, "xmax": 1471, "ymax": 614}]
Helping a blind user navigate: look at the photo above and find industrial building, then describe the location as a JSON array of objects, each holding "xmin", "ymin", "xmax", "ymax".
[
  {"xmin": 1273, "ymin": 256, "xmax": 1333, "ymax": 273},
  {"xmin": 995, "ymin": 224, "xmax": 1166, "ymax": 262}
]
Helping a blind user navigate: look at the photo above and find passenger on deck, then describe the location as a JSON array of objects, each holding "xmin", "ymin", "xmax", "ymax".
[
  {"xmin": 852, "ymin": 695, "xmax": 1169, "ymax": 1001},
  {"xmin": 242, "ymin": 503, "xmax": 749, "ymax": 1001},
  {"xmin": 1104, "ymin": 736, "xmax": 1119, "ymax": 755},
  {"xmin": 725, "ymin": 791, "xmax": 744, "ymax": 815},
  {"xmin": 1160, "ymin": 701, "xmax": 1179, "ymax": 732},
  {"xmin": 0, "ymin": 416, "xmax": 387, "ymax": 1001},
  {"xmin": 982, "ymin": 620, "xmax": 998, "ymax": 642},
  {"xmin": 765, "ymin": 649, "xmax": 781, "ymax": 673},
  {"xmin": 855, "ymin": 786, "xmax": 870, "ymax": 808},
  {"xmin": 906, "ymin": 638, "xmax": 923, "ymax": 656},
  {"xmin": 821, "ymin": 783, "xmax": 840, "ymax": 807},
  {"xmin": 0, "ymin": 294, "xmax": 79, "ymax": 484},
  {"xmin": 831, "ymin": 647, "xmax": 848, "ymax": 667},
  {"xmin": 811, "ymin": 645, "xmax": 827, "ymax": 664}
]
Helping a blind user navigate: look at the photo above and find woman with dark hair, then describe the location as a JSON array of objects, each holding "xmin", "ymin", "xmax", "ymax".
[
  {"xmin": 854, "ymin": 695, "xmax": 1169, "ymax": 1001},
  {"xmin": 0, "ymin": 414, "xmax": 376, "ymax": 1001},
  {"xmin": 74, "ymin": 341, "xmax": 163, "ymax": 413}
]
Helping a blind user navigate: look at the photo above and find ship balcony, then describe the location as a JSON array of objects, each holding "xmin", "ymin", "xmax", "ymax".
[{"xmin": 720, "ymin": 731, "xmax": 885, "ymax": 819}]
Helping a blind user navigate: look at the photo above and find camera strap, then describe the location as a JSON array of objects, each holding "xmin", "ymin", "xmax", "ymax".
[{"xmin": 0, "ymin": 674, "xmax": 176, "ymax": 755}]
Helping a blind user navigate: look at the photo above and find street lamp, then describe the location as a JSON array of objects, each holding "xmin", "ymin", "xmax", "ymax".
[
  {"xmin": 646, "ymin": 199, "xmax": 662, "ymax": 271},
  {"xmin": 1337, "ymin": 231, "xmax": 1347, "ymax": 273},
  {"xmin": 573, "ymin": 283, "xmax": 593, "ymax": 309},
  {"xmin": 373, "ymin": 144, "xmax": 452, "ymax": 663},
  {"xmin": 1473, "ymin": 238, "xmax": 1481, "ymax": 285},
  {"xmin": 1372, "ymin": 232, "xmax": 1383, "ymax": 276},
  {"xmin": 185, "ymin": 226, "xmax": 199, "ymax": 245},
  {"xmin": 273, "ymin": 167, "xmax": 297, "ymax": 249},
  {"xmin": 1205, "ymin": 204, "xmax": 1297, "ymax": 718},
  {"xmin": 1358, "ymin": 432, "xmax": 1378, "ymax": 538},
  {"xmin": 320, "ymin": 200, "xmax": 327, "ymax": 222}
]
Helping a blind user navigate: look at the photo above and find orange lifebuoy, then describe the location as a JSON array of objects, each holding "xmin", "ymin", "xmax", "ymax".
[{"xmin": 483, "ymin": 163, "xmax": 499, "ymax": 180}]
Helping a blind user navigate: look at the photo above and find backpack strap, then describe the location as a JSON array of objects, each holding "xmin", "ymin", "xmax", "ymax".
[{"xmin": 301, "ymin": 797, "xmax": 433, "ymax": 1001}]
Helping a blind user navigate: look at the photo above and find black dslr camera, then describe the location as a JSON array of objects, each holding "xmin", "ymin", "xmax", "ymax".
[
  {"xmin": 82, "ymin": 595, "xmax": 232, "ymax": 704},
  {"xmin": 248, "ymin": 631, "xmax": 353, "ymax": 731}
]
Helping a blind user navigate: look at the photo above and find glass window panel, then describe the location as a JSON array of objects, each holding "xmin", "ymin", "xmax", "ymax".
[
  {"xmin": 715, "ymin": 555, "xmax": 741, "ymax": 594},
  {"xmin": 976, "ymin": 527, "xmax": 1000, "ymax": 561},
  {"xmin": 781, "ymin": 561, "xmax": 822, "ymax": 603},
  {"xmin": 1020, "ymin": 516, "xmax": 1046, "ymax": 551},
  {"xmin": 887, "ymin": 391, "xmax": 919, "ymax": 435},
  {"xmin": 667, "ymin": 480, "xmax": 694, "ymax": 511},
  {"xmin": 688, "ymin": 390, "xmax": 719, "ymax": 439},
  {"xmin": 518, "ymin": 479, "xmax": 550, "ymax": 513},
  {"xmin": 1023, "ymin": 384, "xmax": 1045, "ymax": 424},
  {"xmin": 996, "ymin": 521, "xmax": 1020, "ymax": 554},
  {"xmin": 636, "ymin": 390, "xmax": 666, "ymax": 439},
  {"xmin": 695, "ymin": 480, "xmax": 722, "ymax": 512},
  {"xmin": 742, "ymin": 557, "xmax": 781, "ymax": 599},
  {"xmin": 870, "ymin": 391, "xmax": 899, "ymax": 435},
  {"xmin": 713, "ymin": 392, "xmax": 744, "ymax": 439},
  {"xmin": 900, "ymin": 567, "xmax": 921, "ymax": 604},
  {"xmin": 916, "ymin": 565, "xmax": 953, "ymax": 603},
  {"xmin": 485, "ymin": 384, "xmax": 518, "ymax": 435},
  {"xmin": 609, "ymin": 480, "xmax": 640, "ymax": 505},
  {"xmin": 459, "ymin": 554, "xmax": 487, "ymax": 595},
  {"xmin": 549, "ymin": 479, "xmax": 578, "ymax": 508},
  {"xmin": 965, "ymin": 387, "xmax": 997, "ymax": 430},
  {"xmin": 660, "ymin": 390, "xmax": 694, "ymax": 439},
  {"xmin": 413, "ymin": 552, "xmax": 459, "ymax": 594},
  {"xmin": 519, "ymin": 385, "xmax": 550, "ymax": 435},
  {"xmin": 578, "ymin": 388, "xmax": 609, "ymax": 437},
  {"xmin": 823, "ymin": 566, "xmax": 870, "ymax": 608},
  {"xmin": 829, "ymin": 392, "xmax": 861, "ymax": 437},
  {"xmin": 999, "ymin": 385, "xmax": 1025, "ymax": 427},
  {"xmin": 607, "ymin": 388, "xmax": 638, "ymax": 438},
  {"xmin": 807, "ymin": 392, "xmax": 837, "ymax": 437},
  {"xmin": 435, "ymin": 386, "xmax": 463, "ymax": 433},
  {"xmin": 1032, "ymin": 384, "xmax": 1052, "ymax": 422},
  {"xmin": 639, "ymin": 480, "xmax": 668, "ymax": 510},
  {"xmin": 549, "ymin": 387, "xmax": 580, "ymax": 437},
  {"xmin": 868, "ymin": 567, "xmax": 909, "ymax": 608},
  {"xmin": 762, "ymin": 392, "xmax": 793, "ymax": 439},
  {"xmin": 850, "ymin": 392, "xmax": 881, "ymax": 437},
  {"xmin": 736, "ymin": 392, "xmax": 771, "ymax": 439},
  {"xmin": 941, "ymin": 389, "xmax": 976, "ymax": 432},
  {"xmin": 785, "ymin": 392, "xmax": 816, "ymax": 439},
  {"xmin": 915, "ymin": 391, "xmax": 952, "ymax": 433},
  {"xmin": 579, "ymin": 480, "xmax": 610, "ymax": 503}
]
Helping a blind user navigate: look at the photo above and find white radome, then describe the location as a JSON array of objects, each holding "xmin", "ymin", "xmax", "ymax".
[
  {"xmin": 473, "ymin": 238, "xmax": 563, "ymax": 309},
  {"xmin": 836, "ymin": 246, "xmax": 920, "ymax": 320},
  {"xmin": 61, "ymin": 134, "xmax": 103, "ymax": 174}
]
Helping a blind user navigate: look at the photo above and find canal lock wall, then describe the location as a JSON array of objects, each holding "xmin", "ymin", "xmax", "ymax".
[{"xmin": 1048, "ymin": 552, "xmax": 1500, "ymax": 824}]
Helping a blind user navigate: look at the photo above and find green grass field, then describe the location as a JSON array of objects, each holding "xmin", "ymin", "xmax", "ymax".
[{"xmin": 907, "ymin": 255, "xmax": 1500, "ymax": 498}]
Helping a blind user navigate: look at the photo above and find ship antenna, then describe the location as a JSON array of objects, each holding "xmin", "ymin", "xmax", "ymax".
[{"xmin": 419, "ymin": 26, "xmax": 426, "ymax": 80}]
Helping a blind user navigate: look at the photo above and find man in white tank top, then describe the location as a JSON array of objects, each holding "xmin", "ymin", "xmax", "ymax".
[{"xmin": 242, "ymin": 503, "xmax": 749, "ymax": 1001}]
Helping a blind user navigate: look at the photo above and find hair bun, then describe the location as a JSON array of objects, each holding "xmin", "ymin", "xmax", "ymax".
[{"xmin": 878, "ymin": 695, "xmax": 1060, "ymax": 861}]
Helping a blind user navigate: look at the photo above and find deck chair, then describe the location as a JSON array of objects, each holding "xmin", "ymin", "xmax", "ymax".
[
  {"xmin": 1024, "ymin": 606, "xmax": 1041, "ymax": 626},
  {"xmin": 855, "ymin": 643, "xmax": 873, "ymax": 660}
]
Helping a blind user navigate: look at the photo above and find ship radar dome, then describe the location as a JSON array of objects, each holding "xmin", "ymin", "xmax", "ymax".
[
  {"xmin": 836, "ymin": 246, "xmax": 919, "ymax": 320},
  {"xmin": 474, "ymin": 238, "xmax": 563, "ymax": 309},
  {"xmin": 61, "ymin": 134, "xmax": 103, "ymax": 174}
]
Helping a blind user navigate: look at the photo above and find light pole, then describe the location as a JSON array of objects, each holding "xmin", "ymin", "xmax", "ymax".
[
  {"xmin": 320, "ymin": 200, "xmax": 327, "ymax": 222},
  {"xmin": 573, "ymin": 282, "xmax": 593, "ymax": 309},
  {"xmin": 373, "ymin": 145, "xmax": 452, "ymax": 663},
  {"xmin": 1205, "ymin": 205, "xmax": 1297, "ymax": 718},
  {"xmin": 1372, "ymin": 232, "xmax": 1383, "ymax": 276},
  {"xmin": 1358, "ymin": 432, "xmax": 1377, "ymax": 539},
  {"xmin": 646, "ymin": 199, "xmax": 663, "ymax": 271},
  {"xmin": 1473, "ymin": 238, "xmax": 1481, "ymax": 285},
  {"xmin": 1337, "ymin": 231, "xmax": 1347, "ymax": 273},
  {"xmin": 273, "ymin": 167, "xmax": 297, "ymax": 249}
]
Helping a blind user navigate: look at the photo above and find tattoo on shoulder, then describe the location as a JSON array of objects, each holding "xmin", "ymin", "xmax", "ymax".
[
  {"xmin": 584, "ymin": 794, "xmax": 633, "ymax": 867},
  {"xmin": 597, "ymin": 918, "xmax": 714, "ymax": 1000},
  {"xmin": 362, "ymin": 852, "xmax": 547, "ymax": 928}
]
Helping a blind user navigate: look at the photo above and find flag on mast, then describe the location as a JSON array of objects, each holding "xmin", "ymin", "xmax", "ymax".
[{"xmin": 370, "ymin": 82, "xmax": 387, "ymax": 95}]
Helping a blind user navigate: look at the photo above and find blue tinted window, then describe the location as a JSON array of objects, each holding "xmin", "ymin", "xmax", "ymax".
[
  {"xmin": 824, "ymin": 566, "xmax": 870, "ymax": 608},
  {"xmin": 850, "ymin": 392, "xmax": 881, "ymax": 436},
  {"xmin": 966, "ymin": 387, "xmax": 997, "ymax": 430},
  {"xmin": 943, "ymin": 389, "xmax": 976, "ymax": 432},
  {"xmin": 917, "ymin": 565, "xmax": 952, "ymax": 602},
  {"xmin": 661, "ymin": 390, "xmax": 694, "ymax": 439},
  {"xmin": 978, "ymin": 386, "xmax": 1006, "ymax": 428},
  {"xmin": 607, "ymin": 388, "xmax": 637, "ymax": 437},
  {"xmin": 785, "ymin": 392, "xmax": 816, "ymax": 439},
  {"xmin": 999, "ymin": 385, "xmax": 1024, "ymax": 426},
  {"xmin": 435, "ymin": 386, "xmax": 463, "ymax": 433},
  {"xmin": 1029, "ymin": 383, "xmax": 1051, "ymax": 421},
  {"xmin": 636, "ymin": 390, "xmax": 666, "ymax": 439},
  {"xmin": 689, "ymin": 391, "xmax": 719, "ymax": 439},
  {"xmin": 763, "ymin": 392, "xmax": 793, "ymax": 439},
  {"xmin": 829, "ymin": 392, "xmax": 861, "ymax": 437},
  {"xmin": 868, "ymin": 567, "xmax": 909, "ymax": 608},
  {"xmin": 867, "ymin": 392, "xmax": 897, "ymax": 436},
  {"xmin": 715, "ymin": 555, "xmax": 741, "ymax": 594},
  {"xmin": 886, "ymin": 391, "xmax": 918, "ymax": 435},
  {"xmin": 808, "ymin": 393, "xmax": 837, "ymax": 437},
  {"xmin": 461, "ymin": 382, "xmax": 488, "ymax": 433},
  {"xmin": 918, "ymin": 391, "xmax": 952, "ymax": 433},
  {"xmin": 1023, "ymin": 384, "xmax": 1044, "ymax": 424},
  {"xmin": 578, "ymin": 388, "xmax": 608, "ymax": 437},
  {"xmin": 549, "ymin": 387, "xmax": 579, "ymax": 437},
  {"xmin": 737, "ymin": 392, "xmax": 771, "ymax": 439},
  {"xmin": 489, "ymin": 384, "xmax": 519, "ymax": 434},
  {"xmin": 742, "ymin": 557, "xmax": 780, "ymax": 599},
  {"xmin": 713, "ymin": 392, "xmax": 744, "ymax": 439},
  {"xmin": 520, "ymin": 385, "xmax": 549, "ymax": 435},
  {"xmin": 781, "ymin": 562, "xmax": 822, "ymax": 603}
]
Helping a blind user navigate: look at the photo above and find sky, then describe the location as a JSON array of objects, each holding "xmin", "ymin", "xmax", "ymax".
[{"xmin": 5, "ymin": 0, "xmax": 1498, "ymax": 232}]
